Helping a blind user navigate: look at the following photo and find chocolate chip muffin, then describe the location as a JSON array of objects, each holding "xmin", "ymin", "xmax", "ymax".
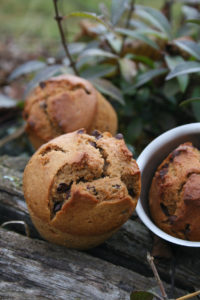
[
  {"xmin": 149, "ymin": 142, "xmax": 200, "ymax": 241},
  {"xmin": 23, "ymin": 75, "xmax": 118, "ymax": 149},
  {"xmin": 23, "ymin": 130, "xmax": 140, "ymax": 249}
]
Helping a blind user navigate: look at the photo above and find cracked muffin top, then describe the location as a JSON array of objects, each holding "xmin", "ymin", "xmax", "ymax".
[
  {"xmin": 149, "ymin": 142, "xmax": 200, "ymax": 241},
  {"xmin": 23, "ymin": 130, "xmax": 140, "ymax": 249},
  {"xmin": 23, "ymin": 75, "xmax": 118, "ymax": 149}
]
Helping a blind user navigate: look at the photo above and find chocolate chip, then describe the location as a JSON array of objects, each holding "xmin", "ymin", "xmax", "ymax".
[
  {"xmin": 28, "ymin": 120, "xmax": 35, "ymax": 128},
  {"xmin": 40, "ymin": 101, "xmax": 47, "ymax": 109},
  {"xmin": 115, "ymin": 133, "xmax": 124, "ymax": 140},
  {"xmin": 184, "ymin": 223, "xmax": 191, "ymax": 240},
  {"xmin": 76, "ymin": 177, "xmax": 86, "ymax": 183},
  {"xmin": 168, "ymin": 215, "xmax": 177, "ymax": 224},
  {"xmin": 170, "ymin": 150, "xmax": 181, "ymax": 162},
  {"xmin": 89, "ymin": 141, "xmax": 97, "ymax": 148},
  {"xmin": 57, "ymin": 183, "xmax": 68, "ymax": 193},
  {"xmin": 87, "ymin": 185, "xmax": 98, "ymax": 196},
  {"xmin": 39, "ymin": 81, "xmax": 46, "ymax": 89},
  {"xmin": 66, "ymin": 190, "xmax": 71, "ymax": 200},
  {"xmin": 159, "ymin": 164, "xmax": 169, "ymax": 179},
  {"xmin": 91, "ymin": 130, "xmax": 102, "ymax": 140},
  {"xmin": 112, "ymin": 184, "xmax": 120, "ymax": 189},
  {"xmin": 85, "ymin": 89, "xmax": 91, "ymax": 95},
  {"xmin": 77, "ymin": 129, "xmax": 85, "ymax": 134},
  {"xmin": 24, "ymin": 113, "xmax": 28, "ymax": 119},
  {"xmin": 128, "ymin": 189, "xmax": 135, "ymax": 198},
  {"xmin": 160, "ymin": 203, "xmax": 170, "ymax": 216},
  {"xmin": 53, "ymin": 201, "xmax": 63, "ymax": 213},
  {"xmin": 185, "ymin": 224, "xmax": 190, "ymax": 234}
]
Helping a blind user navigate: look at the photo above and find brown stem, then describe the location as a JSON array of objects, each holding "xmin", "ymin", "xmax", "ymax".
[
  {"xmin": 147, "ymin": 252, "xmax": 168, "ymax": 300},
  {"xmin": 176, "ymin": 290, "xmax": 200, "ymax": 300},
  {"xmin": 53, "ymin": 0, "xmax": 79, "ymax": 75},
  {"xmin": 1, "ymin": 220, "xmax": 30, "ymax": 237},
  {"xmin": 161, "ymin": 0, "xmax": 173, "ymax": 22},
  {"xmin": 0, "ymin": 124, "xmax": 25, "ymax": 149},
  {"xmin": 120, "ymin": 0, "xmax": 135, "ymax": 56}
]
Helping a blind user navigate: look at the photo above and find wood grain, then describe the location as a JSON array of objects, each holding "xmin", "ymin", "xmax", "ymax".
[{"xmin": 0, "ymin": 155, "xmax": 199, "ymax": 299}]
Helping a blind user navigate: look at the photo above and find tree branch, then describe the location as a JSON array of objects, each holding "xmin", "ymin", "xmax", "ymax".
[
  {"xmin": 120, "ymin": 0, "xmax": 135, "ymax": 56},
  {"xmin": 176, "ymin": 290, "xmax": 200, "ymax": 300},
  {"xmin": 0, "ymin": 124, "xmax": 25, "ymax": 149},
  {"xmin": 53, "ymin": 0, "xmax": 79, "ymax": 75},
  {"xmin": 147, "ymin": 252, "xmax": 168, "ymax": 300}
]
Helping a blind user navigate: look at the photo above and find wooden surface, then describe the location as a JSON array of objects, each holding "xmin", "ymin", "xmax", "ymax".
[{"xmin": 0, "ymin": 155, "xmax": 200, "ymax": 299}]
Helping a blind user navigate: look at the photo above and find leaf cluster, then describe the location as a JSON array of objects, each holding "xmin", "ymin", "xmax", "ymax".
[{"xmin": 9, "ymin": 0, "xmax": 200, "ymax": 154}]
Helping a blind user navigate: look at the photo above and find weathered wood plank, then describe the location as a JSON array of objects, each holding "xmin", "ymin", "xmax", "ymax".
[
  {"xmin": 0, "ymin": 228, "xmax": 186, "ymax": 300},
  {"xmin": 0, "ymin": 155, "xmax": 199, "ymax": 297}
]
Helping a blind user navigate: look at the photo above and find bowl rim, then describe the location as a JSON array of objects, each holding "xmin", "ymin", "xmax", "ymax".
[{"xmin": 136, "ymin": 122, "xmax": 200, "ymax": 247}]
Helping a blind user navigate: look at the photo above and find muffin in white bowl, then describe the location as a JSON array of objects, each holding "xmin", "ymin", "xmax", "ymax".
[{"xmin": 136, "ymin": 123, "xmax": 200, "ymax": 247}]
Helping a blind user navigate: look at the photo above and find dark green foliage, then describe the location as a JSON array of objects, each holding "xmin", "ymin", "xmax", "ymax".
[{"xmin": 9, "ymin": 0, "xmax": 200, "ymax": 155}]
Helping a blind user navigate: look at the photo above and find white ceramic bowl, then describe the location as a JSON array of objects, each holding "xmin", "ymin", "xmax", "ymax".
[{"xmin": 136, "ymin": 123, "xmax": 200, "ymax": 247}]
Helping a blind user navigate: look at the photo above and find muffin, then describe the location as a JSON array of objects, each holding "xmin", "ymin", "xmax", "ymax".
[
  {"xmin": 149, "ymin": 142, "xmax": 200, "ymax": 241},
  {"xmin": 23, "ymin": 75, "xmax": 118, "ymax": 149},
  {"xmin": 23, "ymin": 130, "xmax": 140, "ymax": 249}
]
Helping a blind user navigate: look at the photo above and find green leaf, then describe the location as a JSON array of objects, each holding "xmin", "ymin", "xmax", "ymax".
[
  {"xmin": 183, "ymin": 5, "xmax": 200, "ymax": 20},
  {"xmin": 192, "ymin": 101, "xmax": 200, "ymax": 121},
  {"xmin": 68, "ymin": 42, "xmax": 86, "ymax": 55},
  {"xmin": 135, "ymin": 5, "xmax": 172, "ymax": 39},
  {"xmin": 119, "ymin": 58, "xmax": 137, "ymax": 82},
  {"xmin": 80, "ymin": 64, "xmax": 116, "ymax": 79},
  {"xmin": 187, "ymin": 18, "xmax": 200, "ymax": 25},
  {"xmin": 130, "ymin": 19, "xmax": 149, "ymax": 29},
  {"xmin": 165, "ymin": 55, "xmax": 189, "ymax": 92},
  {"xmin": 65, "ymin": 12, "xmax": 113, "ymax": 32},
  {"xmin": 126, "ymin": 68, "xmax": 167, "ymax": 92},
  {"xmin": 24, "ymin": 65, "xmax": 65, "ymax": 97},
  {"xmin": 177, "ymin": 74, "xmax": 189, "ymax": 93},
  {"xmin": 173, "ymin": 39, "xmax": 200, "ymax": 60},
  {"xmin": 115, "ymin": 28, "xmax": 159, "ymax": 50},
  {"xmin": 111, "ymin": 0, "xmax": 129, "ymax": 25},
  {"xmin": 0, "ymin": 94, "xmax": 17, "ymax": 109},
  {"xmin": 180, "ymin": 97, "xmax": 200, "ymax": 107},
  {"xmin": 79, "ymin": 48, "xmax": 118, "ymax": 59},
  {"xmin": 91, "ymin": 78, "xmax": 125, "ymax": 105},
  {"xmin": 134, "ymin": 29, "xmax": 167, "ymax": 40},
  {"xmin": 9, "ymin": 60, "xmax": 46, "ymax": 81},
  {"xmin": 105, "ymin": 32, "xmax": 122, "ymax": 54},
  {"xmin": 130, "ymin": 291, "xmax": 154, "ymax": 300},
  {"xmin": 127, "ymin": 118, "xmax": 143, "ymax": 142},
  {"xmin": 166, "ymin": 61, "xmax": 200, "ymax": 80},
  {"xmin": 189, "ymin": 86, "xmax": 200, "ymax": 121},
  {"xmin": 163, "ymin": 81, "xmax": 180, "ymax": 98},
  {"xmin": 126, "ymin": 143, "xmax": 136, "ymax": 156},
  {"xmin": 17, "ymin": 101, "xmax": 25, "ymax": 110},
  {"xmin": 126, "ymin": 54, "xmax": 154, "ymax": 68}
]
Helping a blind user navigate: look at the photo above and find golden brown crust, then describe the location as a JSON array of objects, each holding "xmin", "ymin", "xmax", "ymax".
[
  {"xmin": 23, "ymin": 130, "xmax": 140, "ymax": 249},
  {"xmin": 89, "ymin": 92, "xmax": 117, "ymax": 135},
  {"xmin": 149, "ymin": 142, "xmax": 200, "ymax": 241},
  {"xmin": 23, "ymin": 75, "xmax": 118, "ymax": 149}
]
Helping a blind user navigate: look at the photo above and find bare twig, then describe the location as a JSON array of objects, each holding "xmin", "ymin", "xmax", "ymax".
[
  {"xmin": 0, "ymin": 124, "xmax": 25, "ymax": 148},
  {"xmin": 161, "ymin": 0, "xmax": 174, "ymax": 21},
  {"xmin": 53, "ymin": 0, "xmax": 79, "ymax": 75},
  {"xmin": 147, "ymin": 252, "xmax": 168, "ymax": 300},
  {"xmin": 120, "ymin": 0, "xmax": 135, "ymax": 56},
  {"xmin": 176, "ymin": 290, "xmax": 200, "ymax": 300},
  {"xmin": 1, "ymin": 220, "xmax": 30, "ymax": 237}
]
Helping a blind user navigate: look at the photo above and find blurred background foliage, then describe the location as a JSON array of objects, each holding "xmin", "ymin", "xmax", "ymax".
[
  {"xmin": 1, "ymin": 0, "xmax": 200, "ymax": 156},
  {"xmin": 1, "ymin": 0, "xmax": 182, "ymax": 49}
]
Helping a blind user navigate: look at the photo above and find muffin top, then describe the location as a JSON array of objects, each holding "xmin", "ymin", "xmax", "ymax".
[
  {"xmin": 149, "ymin": 142, "xmax": 200, "ymax": 241},
  {"xmin": 23, "ymin": 75, "xmax": 98, "ymax": 143},
  {"xmin": 23, "ymin": 130, "xmax": 140, "ymax": 237}
]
